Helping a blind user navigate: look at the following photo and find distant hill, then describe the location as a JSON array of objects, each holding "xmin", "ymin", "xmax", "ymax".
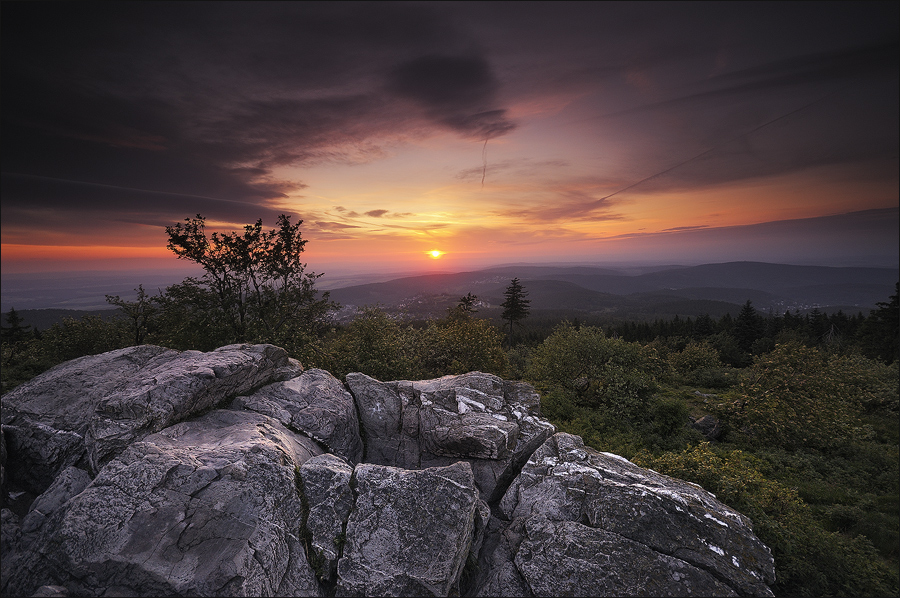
[
  {"xmin": 329, "ymin": 261, "xmax": 898, "ymax": 320},
  {"xmin": 4, "ymin": 262, "xmax": 895, "ymax": 328}
]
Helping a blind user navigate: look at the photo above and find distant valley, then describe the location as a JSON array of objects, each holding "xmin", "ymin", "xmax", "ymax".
[{"xmin": 4, "ymin": 261, "xmax": 897, "ymax": 330}]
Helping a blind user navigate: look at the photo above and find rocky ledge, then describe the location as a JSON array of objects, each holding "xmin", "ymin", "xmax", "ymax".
[{"xmin": 1, "ymin": 343, "xmax": 775, "ymax": 597}]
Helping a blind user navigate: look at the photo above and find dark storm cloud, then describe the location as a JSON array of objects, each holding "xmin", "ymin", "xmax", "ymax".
[
  {"xmin": 388, "ymin": 55, "xmax": 516, "ymax": 139},
  {"xmin": 0, "ymin": 2, "xmax": 515, "ymax": 235},
  {"xmin": 0, "ymin": 174, "xmax": 281, "ymax": 221},
  {"xmin": 2, "ymin": 1, "xmax": 897, "ymax": 253}
]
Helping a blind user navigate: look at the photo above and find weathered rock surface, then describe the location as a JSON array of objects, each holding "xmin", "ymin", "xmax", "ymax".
[
  {"xmin": 298, "ymin": 453, "xmax": 354, "ymax": 582},
  {"xmin": 515, "ymin": 515, "xmax": 737, "ymax": 597},
  {"xmin": 1, "ymin": 344, "xmax": 776, "ymax": 597},
  {"xmin": 1, "ymin": 345, "xmax": 175, "ymax": 493},
  {"xmin": 1, "ymin": 343, "xmax": 298, "ymax": 494},
  {"xmin": 497, "ymin": 433, "xmax": 775, "ymax": 596},
  {"xmin": 336, "ymin": 461, "xmax": 478, "ymax": 597},
  {"xmin": 85, "ymin": 343, "xmax": 299, "ymax": 473},
  {"xmin": 232, "ymin": 368, "xmax": 363, "ymax": 464},
  {"xmin": 346, "ymin": 371, "xmax": 556, "ymax": 502},
  {"xmin": 3, "ymin": 409, "xmax": 324, "ymax": 597}
]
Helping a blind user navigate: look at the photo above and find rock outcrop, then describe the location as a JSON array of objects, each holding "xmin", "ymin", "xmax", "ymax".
[{"xmin": 1, "ymin": 344, "xmax": 775, "ymax": 597}]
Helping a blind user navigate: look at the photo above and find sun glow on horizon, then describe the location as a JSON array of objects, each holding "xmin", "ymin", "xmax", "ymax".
[{"xmin": 427, "ymin": 249, "xmax": 445, "ymax": 259}]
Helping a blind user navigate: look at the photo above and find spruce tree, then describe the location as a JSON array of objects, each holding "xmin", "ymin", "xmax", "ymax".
[{"xmin": 501, "ymin": 278, "xmax": 530, "ymax": 343}]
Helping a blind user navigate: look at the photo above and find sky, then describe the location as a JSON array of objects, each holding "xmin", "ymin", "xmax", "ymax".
[{"xmin": 2, "ymin": 2, "xmax": 898, "ymax": 281}]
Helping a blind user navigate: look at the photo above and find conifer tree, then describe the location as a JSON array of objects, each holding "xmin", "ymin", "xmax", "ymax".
[{"xmin": 501, "ymin": 278, "xmax": 530, "ymax": 343}]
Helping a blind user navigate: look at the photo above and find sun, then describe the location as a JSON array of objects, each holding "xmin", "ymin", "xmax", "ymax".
[{"xmin": 427, "ymin": 250, "xmax": 444, "ymax": 259}]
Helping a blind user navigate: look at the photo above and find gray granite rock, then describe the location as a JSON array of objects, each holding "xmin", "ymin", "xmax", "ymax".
[
  {"xmin": 232, "ymin": 368, "xmax": 363, "ymax": 464},
  {"xmin": 299, "ymin": 452, "xmax": 355, "ymax": 582},
  {"xmin": 86, "ymin": 343, "xmax": 295, "ymax": 472},
  {"xmin": 3, "ymin": 409, "xmax": 323, "ymax": 597},
  {"xmin": 346, "ymin": 371, "xmax": 555, "ymax": 502},
  {"xmin": 515, "ymin": 514, "xmax": 736, "ymax": 597},
  {"xmin": 335, "ymin": 461, "xmax": 479, "ymax": 597},
  {"xmin": 496, "ymin": 432, "xmax": 776, "ymax": 596},
  {"xmin": 20, "ymin": 466, "xmax": 91, "ymax": 538},
  {"xmin": 1, "ymin": 346, "xmax": 777, "ymax": 598},
  {"xmin": 1, "ymin": 345, "xmax": 175, "ymax": 493}
]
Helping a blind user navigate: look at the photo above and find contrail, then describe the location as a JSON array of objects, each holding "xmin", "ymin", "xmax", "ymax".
[{"xmin": 481, "ymin": 138, "xmax": 488, "ymax": 188}]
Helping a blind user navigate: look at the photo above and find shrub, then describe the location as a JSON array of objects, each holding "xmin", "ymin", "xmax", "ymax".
[
  {"xmin": 527, "ymin": 322, "xmax": 665, "ymax": 418},
  {"xmin": 323, "ymin": 307, "xmax": 421, "ymax": 381},
  {"xmin": 417, "ymin": 315, "xmax": 507, "ymax": 377},
  {"xmin": 715, "ymin": 342, "xmax": 862, "ymax": 450},
  {"xmin": 668, "ymin": 340, "xmax": 723, "ymax": 375}
]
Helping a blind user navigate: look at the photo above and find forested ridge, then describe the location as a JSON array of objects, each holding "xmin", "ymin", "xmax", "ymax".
[{"xmin": 2, "ymin": 216, "xmax": 897, "ymax": 597}]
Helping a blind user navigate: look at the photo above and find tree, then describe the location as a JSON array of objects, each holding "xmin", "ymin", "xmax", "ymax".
[
  {"xmin": 164, "ymin": 214, "xmax": 333, "ymax": 346},
  {"xmin": 457, "ymin": 292, "xmax": 479, "ymax": 315},
  {"xmin": 1, "ymin": 307, "xmax": 33, "ymax": 369},
  {"xmin": 733, "ymin": 300, "xmax": 763, "ymax": 353},
  {"xmin": 106, "ymin": 284, "xmax": 157, "ymax": 345},
  {"xmin": 694, "ymin": 313, "xmax": 715, "ymax": 338},
  {"xmin": 501, "ymin": 278, "xmax": 530, "ymax": 343},
  {"xmin": 858, "ymin": 282, "xmax": 899, "ymax": 364},
  {"xmin": 1, "ymin": 308, "xmax": 31, "ymax": 345}
]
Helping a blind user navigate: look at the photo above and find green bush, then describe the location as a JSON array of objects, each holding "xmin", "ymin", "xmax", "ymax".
[
  {"xmin": 716, "ymin": 342, "xmax": 862, "ymax": 450},
  {"xmin": 322, "ymin": 308, "xmax": 506, "ymax": 381},
  {"xmin": 634, "ymin": 443, "xmax": 899, "ymax": 597},
  {"xmin": 668, "ymin": 340, "xmax": 722, "ymax": 374},
  {"xmin": 323, "ymin": 307, "xmax": 421, "ymax": 381},
  {"xmin": 417, "ymin": 315, "xmax": 507, "ymax": 377},
  {"xmin": 527, "ymin": 322, "xmax": 665, "ymax": 418}
]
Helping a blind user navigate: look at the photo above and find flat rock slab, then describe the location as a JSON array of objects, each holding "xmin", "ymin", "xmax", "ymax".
[
  {"xmin": 2, "ymin": 344, "xmax": 298, "ymax": 493},
  {"xmin": 516, "ymin": 515, "xmax": 736, "ymax": 597},
  {"xmin": 1, "ymin": 345, "xmax": 175, "ymax": 493},
  {"xmin": 86, "ymin": 343, "xmax": 296, "ymax": 472}
]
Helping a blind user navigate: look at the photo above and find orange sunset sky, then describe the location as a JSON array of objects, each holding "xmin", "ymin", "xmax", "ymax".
[{"xmin": 2, "ymin": 3, "xmax": 898, "ymax": 279}]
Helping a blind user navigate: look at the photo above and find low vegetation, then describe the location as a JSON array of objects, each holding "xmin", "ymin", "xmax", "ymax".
[{"xmin": 2, "ymin": 216, "xmax": 897, "ymax": 597}]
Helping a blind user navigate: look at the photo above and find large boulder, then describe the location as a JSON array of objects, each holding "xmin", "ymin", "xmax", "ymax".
[
  {"xmin": 1, "ymin": 344, "xmax": 299, "ymax": 493},
  {"xmin": 1, "ymin": 345, "xmax": 776, "ymax": 597},
  {"xmin": 3, "ymin": 409, "xmax": 323, "ymax": 597},
  {"xmin": 335, "ymin": 461, "xmax": 479, "ymax": 597},
  {"xmin": 513, "ymin": 515, "xmax": 737, "ymax": 597},
  {"xmin": 1, "ymin": 345, "xmax": 175, "ymax": 493},
  {"xmin": 346, "ymin": 371, "xmax": 556, "ymax": 502},
  {"xmin": 85, "ymin": 344, "xmax": 300, "ymax": 473},
  {"xmin": 492, "ymin": 432, "xmax": 776, "ymax": 596}
]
